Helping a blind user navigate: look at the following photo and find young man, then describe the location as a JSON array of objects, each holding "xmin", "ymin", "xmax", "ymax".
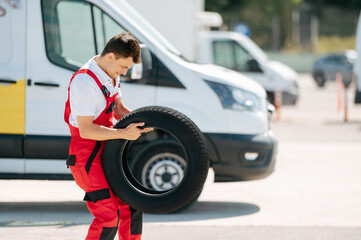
[{"xmin": 64, "ymin": 32, "xmax": 151, "ymax": 240}]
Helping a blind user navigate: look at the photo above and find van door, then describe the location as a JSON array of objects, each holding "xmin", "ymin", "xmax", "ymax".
[
  {"xmin": 212, "ymin": 39, "xmax": 268, "ymax": 89},
  {"xmin": 0, "ymin": 1, "xmax": 26, "ymax": 174},
  {"xmin": 24, "ymin": 0, "xmax": 156, "ymax": 175}
]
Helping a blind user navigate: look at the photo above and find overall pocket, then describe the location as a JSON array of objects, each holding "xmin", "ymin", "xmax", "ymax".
[{"xmin": 69, "ymin": 156, "xmax": 92, "ymax": 190}]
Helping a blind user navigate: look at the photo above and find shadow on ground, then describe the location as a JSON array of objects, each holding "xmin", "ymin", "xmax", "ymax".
[
  {"xmin": 0, "ymin": 200, "xmax": 260, "ymax": 226},
  {"xmin": 144, "ymin": 201, "xmax": 260, "ymax": 222},
  {"xmin": 0, "ymin": 201, "xmax": 87, "ymax": 211}
]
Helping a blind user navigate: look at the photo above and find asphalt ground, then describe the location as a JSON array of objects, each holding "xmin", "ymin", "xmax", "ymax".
[{"xmin": 1, "ymin": 74, "xmax": 361, "ymax": 239}]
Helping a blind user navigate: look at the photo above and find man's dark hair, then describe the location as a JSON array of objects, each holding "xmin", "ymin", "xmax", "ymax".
[{"xmin": 101, "ymin": 32, "xmax": 141, "ymax": 64}]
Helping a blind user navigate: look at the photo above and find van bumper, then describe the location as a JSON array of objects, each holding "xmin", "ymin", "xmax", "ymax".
[{"xmin": 204, "ymin": 131, "xmax": 277, "ymax": 182}]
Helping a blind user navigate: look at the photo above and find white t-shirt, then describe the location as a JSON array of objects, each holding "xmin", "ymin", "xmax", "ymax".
[{"xmin": 68, "ymin": 56, "xmax": 122, "ymax": 127}]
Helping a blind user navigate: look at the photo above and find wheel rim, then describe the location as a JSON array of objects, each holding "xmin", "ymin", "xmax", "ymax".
[{"xmin": 141, "ymin": 152, "xmax": 186, "ymax": 191}]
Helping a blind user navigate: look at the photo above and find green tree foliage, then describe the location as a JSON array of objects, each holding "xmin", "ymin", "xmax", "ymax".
[
  {"xmin": 205, "ymin": 0, "xmax": 360, "ymax": 50},
  {"xmin": 205, "ymin": 0, "xmax": 246, "ymax": 12},
  {"xmin": 206, "ymin": 0, "xmax": 302, "ymax": 49},
  {"xmin": 308, "ymin": 0, "xmax": 361, "ymax": 10}
]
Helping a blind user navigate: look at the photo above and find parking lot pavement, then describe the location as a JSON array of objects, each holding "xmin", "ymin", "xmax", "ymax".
[{"xmin": 1, "ymin": 74, "xmax": 361, "ymax": 239}]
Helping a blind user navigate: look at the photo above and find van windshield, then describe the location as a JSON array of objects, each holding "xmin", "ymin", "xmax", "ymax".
[
  {"xmin": 238, "ymin": 35, "xmax": 268, "ymax": 63},
  {"xmin": 110, "ymin": 0, "xmax": 187, "ymax": 61}
]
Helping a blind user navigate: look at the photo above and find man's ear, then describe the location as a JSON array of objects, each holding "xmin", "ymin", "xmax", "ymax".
[{"xmin": 107, "ymin": 52, "xmax": 115, "ymax": 61}]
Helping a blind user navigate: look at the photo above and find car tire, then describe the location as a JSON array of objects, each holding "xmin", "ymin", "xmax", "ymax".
[
  {"xmin": 314, "ymin": 72, "xmax": 326, "ymax": 87},
  {"xmin": 129, "ymin": 139, "xmax": 202, "ymax": 213},
  {"xmin": 103, "ymin": 106, "xmax": 209, "ymax": 214},
  {"xmin": 171, "ymin": 187, "xmax": 203, "ymax": 213},
  {"xmin": 130, "ymin": 139, "xmax": 186, "ymax": 191}
]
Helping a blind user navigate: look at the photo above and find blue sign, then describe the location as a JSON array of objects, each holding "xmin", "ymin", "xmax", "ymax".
[{"xmin": 233, "ymin": 23, "xmax": 250, "ymax": 37}]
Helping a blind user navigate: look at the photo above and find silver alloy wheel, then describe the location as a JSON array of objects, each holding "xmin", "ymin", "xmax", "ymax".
[{"xmin": 141, "ymin": 152, "xmax": 186, "ymax": 191}]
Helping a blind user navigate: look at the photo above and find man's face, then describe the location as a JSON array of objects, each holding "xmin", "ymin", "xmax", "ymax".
[{"xmin": 105, "ymin": 53, "xmax": 134, "ymax": 80}]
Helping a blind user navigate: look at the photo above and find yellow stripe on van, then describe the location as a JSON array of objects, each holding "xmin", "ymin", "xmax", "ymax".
[{"xmin": 0, "ymin": 79, "xmax": 25, "ymax": 134}]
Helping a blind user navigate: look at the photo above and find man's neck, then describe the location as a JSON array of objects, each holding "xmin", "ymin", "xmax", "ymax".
[
  {"xmin": 94, "ymin": 56, "xmax": 115, "ymax": 83},
  {"xmin": 94, "ymin": 56, "xmax": 106, "ymax": 73}
]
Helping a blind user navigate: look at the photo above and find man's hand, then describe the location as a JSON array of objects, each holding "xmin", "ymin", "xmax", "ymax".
[
  {"xmin": 77, "ymin": 116, "xmax": 153, "ymax": 141},
  {"xmin": 124, "ymin": 122, "xmax": 145, "ymax": 140},
  {"xmin": 123, "ymin": 122, "xmax": 154, "ymax": 140}
]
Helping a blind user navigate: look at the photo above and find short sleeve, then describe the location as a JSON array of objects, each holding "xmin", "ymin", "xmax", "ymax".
[{"xmin": 70, "ymin": 77, "xmax": 99, "ymax": 117}]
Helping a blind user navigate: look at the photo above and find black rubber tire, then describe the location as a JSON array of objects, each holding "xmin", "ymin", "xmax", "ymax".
[
  {"xmin": 171, "ymin": 187, "xmax": 203, "ymax": 213},
  {"xmin": 314, "ymin": 72, "xmax": 326, "ymax": 87},
  {"xmin": 103, "ymin": 106, "xmax": 209, "ymax": 214},
  {"xmin": 129, "ymin": 139, "xmax": 186, "ymax": 192},
  {"xmin": 129, "ymin": 139, "xmax": 201, "ymax": 213}
]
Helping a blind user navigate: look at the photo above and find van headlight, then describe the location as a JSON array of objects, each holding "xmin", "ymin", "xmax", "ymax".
[{"xmin": 205, "ymin": 80, "xmax": 261, "ymax": 112}]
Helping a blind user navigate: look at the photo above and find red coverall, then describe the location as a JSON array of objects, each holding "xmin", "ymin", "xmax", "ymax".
[{"xmin": 64, "ymin": 69, "xmax": 142, "ymax": 240}]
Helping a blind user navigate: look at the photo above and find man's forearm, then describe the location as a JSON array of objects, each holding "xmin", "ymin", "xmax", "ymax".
[
  {"xmin": 79, "ymin": 123, "xmax": 129, "ymax": 141},
  {"xmin": 77, "ymin": 115, "xmax": 146, "ymax": 141},
  {"xmin": 114, "ymin": 104, "xmax": 131, "ymax": 120}
]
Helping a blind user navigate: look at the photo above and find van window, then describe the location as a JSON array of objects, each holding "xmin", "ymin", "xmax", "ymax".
[
  {"xmin": 42, "ymin": 0, "xmax": 127, "ymax": 71},
  {"xmin": 93, "ymin": 6, "xmax": 126, "ymax": 51},
  {"xmin": 213, "ymin": 40, "xmax": 252, "ymax": 72},
  {"xmin": 57, "ymin": 1, "xmax": 95, "ymax": 66}
]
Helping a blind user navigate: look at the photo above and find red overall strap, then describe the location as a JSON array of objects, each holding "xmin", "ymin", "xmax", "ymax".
[
  {"xmin": 68, "ymin": 69, "xmax": 107, "ymax": 98},
  {"xmin": 64, "ymin": 69, "xmax": 118, "ymax": 124}
]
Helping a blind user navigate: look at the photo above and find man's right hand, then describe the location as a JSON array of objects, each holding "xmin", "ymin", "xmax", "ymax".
[
  {"xmin": 77, "ymin": 116, "xmax": 153, "ymax": 141},
  {"xmin": 122, "ymin": 122, "xmax": 146, "ymax": 140}
]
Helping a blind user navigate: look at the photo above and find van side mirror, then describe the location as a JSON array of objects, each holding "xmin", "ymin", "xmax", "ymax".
[
  {"xmin": 126, "ymin": 44, "xmax": 153, "ymax": 81},
  {"xmin": 248, "ymin": 59, "xmax": 263, "ymax": 73},
  {"xmin": 130, "ymin": 63, "xmax": 143, "ymax": 80},
  {"xmin": 133, "ymin": 44, "xmax": 152, "ymax": 80}
]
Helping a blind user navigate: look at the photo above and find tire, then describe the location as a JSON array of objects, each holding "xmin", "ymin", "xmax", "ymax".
[
  {"xmin": 103, "ymin": 106, "xmax": 209, "ymax": 214},
  {"xmin": 171, "ymin": 187, "xmax": 203, "ymax": 213},
  {"xmin": 129, "ymin": 139, "xmax": 202, "ymax": 213},
  {"xmin": 314, "ymin": 72, "xmax": 326, "ymax": 87},
  {"xmin": 129, "ymin": 139, "xmax": 186, "ymax": 192}
]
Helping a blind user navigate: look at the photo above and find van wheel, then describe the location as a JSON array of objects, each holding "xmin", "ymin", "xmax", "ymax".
[
  {"xmin": 171, "ymin": 188, "xmax": 203, "ymax": 213},
  {"xmin": 103, "ymin": 106, "xmax": 209, "ymax": 214},
  {"xmin": 130, "ymin": 139, "xmax": 202, "ymax": 213},
  {"xmin": 130, "ymin": 139, "xmax": 186, "ymax": 192}
]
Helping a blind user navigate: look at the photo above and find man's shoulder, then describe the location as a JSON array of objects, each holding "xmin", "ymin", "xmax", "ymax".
[
  {"xmin": 72, "ymin": 72, "xmax": 96, "ymax": 85},
  {"xmin": 70, "ymin": 72, "xmax": 99, "ymax": 94}
]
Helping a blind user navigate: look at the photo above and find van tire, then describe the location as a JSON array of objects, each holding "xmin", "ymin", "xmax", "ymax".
[
  {"xmin": 129, "ymin": 139, "xmax": 186, "ymax": 192},
  {"xmin": 103, "ymin": 106, "xmax": 209, "ymax": 214},
  {"xmin": 129, "ymin": 139, "xmax": 202, "ymax": 213},
  {"xmin": 171, "ymin": 187, "xmax": 203, "ymax": 213}
]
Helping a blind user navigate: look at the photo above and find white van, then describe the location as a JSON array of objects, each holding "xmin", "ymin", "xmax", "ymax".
[
  {"xmin": 0, "ymin": 0, "xmax": 276, "ymax": 186},
  {"xmin": 197, "ymin": 31, "xmax": 299, "ymax": 105},
  {"xmin": 124, "ymin": 0, "xmax": 299, "ymax": 106},
  {"xmin": 354, "ymin": 10, "xmax": 361, "ymax": 103}
]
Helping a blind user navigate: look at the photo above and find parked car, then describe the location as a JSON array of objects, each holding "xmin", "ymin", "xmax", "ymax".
[{"xmin": 312, "ymin": 50, "xmax": 356, "ymax": 87}]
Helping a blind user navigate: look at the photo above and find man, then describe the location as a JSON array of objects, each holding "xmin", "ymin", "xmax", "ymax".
[{"xmin": 64, "ymin": 32, "xmax": 151, "ymax": 240}]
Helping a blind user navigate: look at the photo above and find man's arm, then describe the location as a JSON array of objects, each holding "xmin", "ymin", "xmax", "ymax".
[
  {"xmin": 114, "ymin": 97, "xmax": 131, "ymax": 120},
  {"xmin": 113, "ymin": 97, "xmax": 154, "ymax": 134},
  {"xmin": 77, "ymin": 116, "xmax": 145, "ymax": 141}
]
